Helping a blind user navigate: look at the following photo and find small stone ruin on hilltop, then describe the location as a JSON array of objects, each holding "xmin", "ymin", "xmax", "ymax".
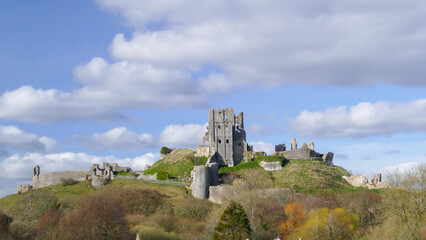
[{"xmin": 17, "ymin": 162, "xmax": 131, "ymax": 194}]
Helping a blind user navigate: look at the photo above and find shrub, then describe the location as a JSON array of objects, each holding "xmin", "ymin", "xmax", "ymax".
[
  {"xmin": 122, "ymin": 189, "xmax": 169, "ymax": 216},
  {"xmin": 58, "ymin": 193, "xmax": 133, "ymax": 240},
  {"xmin": 176, "ymin": 199, "xmax": 212, "ymax": 221},
  {"xmin": 36, "ymin": 208, "xmax": 62, "ymax": 239},
  {"xmin": 213, "ymin": 201, "xmax": 252, "ymax": 240},
  {"xmin": 137, "ymin": 226, "xmax": 181, "ymax": 240},
  {"xmin": 157, "ymin": 170, "xmax": 169, "ymax": 180},
  {"xmin": 161, "ymin": 146, "xmax": 173, "ymax": 155},
  {"xmin": 0, "ymin": 211, "xmax": 12, "ymax": 238}
]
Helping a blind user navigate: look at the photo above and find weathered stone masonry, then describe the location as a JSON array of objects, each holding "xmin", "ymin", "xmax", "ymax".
[
  {"xmin": 199, "ymin": 108, "xmax": 252, "ymax": 166},
  {"xmin": 18, "ymin": 162, "xmax": 131, "ymax": 193}
]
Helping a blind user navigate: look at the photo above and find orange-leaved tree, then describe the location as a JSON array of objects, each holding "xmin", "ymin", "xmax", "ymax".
[{"xmin": 278, "ymin": 202, "xmax": 307, "ymax": 238}]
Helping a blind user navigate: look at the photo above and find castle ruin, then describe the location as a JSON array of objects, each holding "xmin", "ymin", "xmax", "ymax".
[
  {"xmin": 17, "ymin": 162, "xmax": 131, "ymax": 193},
  {"xmin": 197, "ymin": 108, "xmax": 252, "ymax": 166}
]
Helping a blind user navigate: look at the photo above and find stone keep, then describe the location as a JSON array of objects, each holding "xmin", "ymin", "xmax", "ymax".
[{"xmin": 204, "ymin": 108, "xmax": 250, "ymax": 166}]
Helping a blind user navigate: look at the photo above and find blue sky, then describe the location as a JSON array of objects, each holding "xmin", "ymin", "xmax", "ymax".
[{"xmin": 0, "ymin": 0, "xmax": 425, "ymax": 197}]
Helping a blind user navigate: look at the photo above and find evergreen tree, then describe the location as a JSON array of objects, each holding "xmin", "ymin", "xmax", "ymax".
[{"xmin": 213, "ymin": 201, "xmax": 252, "ymax": 240}]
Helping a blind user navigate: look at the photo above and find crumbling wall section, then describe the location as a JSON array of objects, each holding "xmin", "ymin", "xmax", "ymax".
[
  {"xmin": 32, "ymin": 170, "xmax": 90, "ymax": 189},
  {"xmin": 277, "ymin": 148, "xmax": 321, "ymax": 160},
  {"xmin": 191, "ymin": 163, "xmax": 219, "ymax": 199}
]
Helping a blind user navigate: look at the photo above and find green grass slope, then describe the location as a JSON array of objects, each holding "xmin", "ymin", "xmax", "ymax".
[
  {"xmin": 144, "ymin": 149, "xmax": 207, "ymax": 178},
  {"xmin": 0, "ymin": 178, "xmax": 190, "ymax": 211},
  {"xmin": 220, "ymin": 157, "xmax": 352, "ymax": 191}
]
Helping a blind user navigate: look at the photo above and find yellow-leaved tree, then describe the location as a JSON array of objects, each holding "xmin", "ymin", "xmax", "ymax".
[{"xmin": 292, "ymin": 207, "xmax": 359, "ymax": 240}]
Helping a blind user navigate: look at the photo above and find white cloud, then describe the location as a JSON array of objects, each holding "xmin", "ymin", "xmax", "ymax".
[
  {"xmin": 159, "ymin": 123, "xmax": 207, "ymax": 148},
  {"xmin": 0, "ymin": 86, "xmax": 126, "ymax": 123},
  {"xmin": 2, "ymin": 1, "xmax": 426, "ymax": 123},
  {"xmin": 98, "ymin": 0, "xmax": 426, "ymax": 87},
  {"xmin": 249, "ymin": 141, "xmax": 275, "ymax": 155},
  {"xmin": 0, "ymin": 152, "xmax": 159, "ymax": 180},
  {"xmin": 0, "ymin": 125, "xmax": 58, "ymax": 154},
  {"xmin": 289, "ymin": 99, "xmax": 426, "ymax": 138},
  {"xmin": 77, "ymin": 127, "xmax": 155, "ymax": 152}
]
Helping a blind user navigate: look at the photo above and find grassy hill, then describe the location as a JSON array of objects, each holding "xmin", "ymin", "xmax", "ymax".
[
  {"xmin": 144, "ymin": 149, "xmax": 208, "ymax": 178},
  {"xmin": 0, "ymin": 153, "xmax": 408, "ymax": 240},
  {"xmin": 219, "ymin": 156, "xmax": 352, "ymax": 191}
]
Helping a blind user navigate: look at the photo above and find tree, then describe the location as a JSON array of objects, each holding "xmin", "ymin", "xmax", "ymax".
[
  {"xmin": 213, "ymin": 201, "xmax": 252, "ymax": 240},
  {"xmin": 278, "ymin": 202, "xmax": 306, "ymax": 238},
  {"xmin": 367, "ymin": 164, "xmax": 425, "ymax": 240},
  {"xmin": 293, "ymin": 207, "xmax": 359, "ymax": 240},
  {"xmin": 7, "ymin": 190, "xmax": 59, "ymax": 240}
]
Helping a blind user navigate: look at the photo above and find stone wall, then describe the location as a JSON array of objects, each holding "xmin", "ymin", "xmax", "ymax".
[
  {"xmin": 274, "ymin": 148, "xmax": 321, "ymax": 160},
  {"xmin": 195, "ymin": 145, "xmax": 212, "ymax": 158},
  {"xmin": 208, "ymin": 185, "xmax": 233, "ymax": 204},
  {"xmin": 32, "ymin": 170, "xmax": 89, "ymax": 189},
  {"xmin": 259, "ymin": 161, "xmax": 282, "ymax": 171},
  {"xmin": 190, "ymin": 163, "xmax": 219, "ymax": 199}
]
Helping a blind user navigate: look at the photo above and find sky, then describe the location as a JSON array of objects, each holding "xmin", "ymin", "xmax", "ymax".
[{"xmin": 0, "ymin": 0, "xmax": 425, "ymax": 197}]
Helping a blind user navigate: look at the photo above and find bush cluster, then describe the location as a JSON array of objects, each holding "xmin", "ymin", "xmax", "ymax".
[
  {"xmin": 160, "ymin": 146, "xmax": 173, "ymax": 155},
  {"xmin": 156, "ymin": 171, "xmax": 169, "ymax": 180}
]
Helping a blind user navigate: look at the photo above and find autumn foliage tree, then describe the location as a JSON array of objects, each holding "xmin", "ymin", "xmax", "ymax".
[
  {"xmin": 278, "ymin": 202, "xmax": 306, "ymax": 238},
  {"xmin": 293, "ymin": 207, "xmax": 359, "ymax": 240}
]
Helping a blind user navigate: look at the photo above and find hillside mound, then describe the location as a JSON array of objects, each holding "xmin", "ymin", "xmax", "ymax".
[
  {"xmin": 220, "ymin": 158, "xmax": 352, "ymax": 190},
  {"xmin": 162, "ymin": 148, "xmax": 196, "ymax": 163},
  {"xmin": 144, "ymin": 149, "xmax": 207, "ymax": 178}
]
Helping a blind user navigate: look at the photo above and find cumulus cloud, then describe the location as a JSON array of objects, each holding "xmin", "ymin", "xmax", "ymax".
[
  {"xmin": 289, "ymin": 99, "xmax": 426, "ymax": 138},
  {"xmin": 249, "ymin": 141, "xmax": 275, "ymax": 155},
  {"xmin": 0, "ymin": 57, "xmax": 215, "ymax": 123},
  {"xmin": 98, "ymin": 0, "xmax": 426, "ymax": 87},
  {"xmin": 76, "ymin": 127, "xmax": 155, "ymax": 152},
  {"xmin": 0, "ymin": 86, "xmax": 126, "ymax": 123},
  {"xmin": 2, "ymin": 1, "xmax": 426, "ymax": 123},
  {"xmin": 0, "ymin": 152, "xmax": 159, "ymax": 180},
  {"xmin": 159, "ymin": 123, "xmax": 207, "ymax": 148},
  {"xmin": 0, "ymin": 125, "xmax": 58, "ymax": 154}
]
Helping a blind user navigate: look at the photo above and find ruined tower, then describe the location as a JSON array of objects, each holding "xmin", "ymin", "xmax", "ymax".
[{"xmin": 202, "ymin": 108, "xmax": 251, "ymax": 166}]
